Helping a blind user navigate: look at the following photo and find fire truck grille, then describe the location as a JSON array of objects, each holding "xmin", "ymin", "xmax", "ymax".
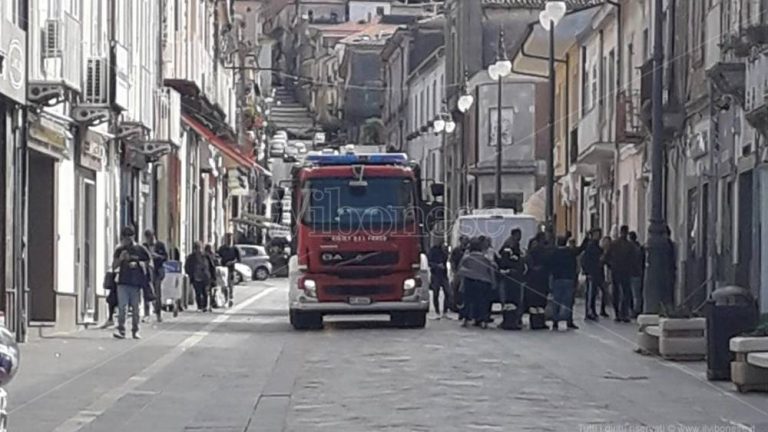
[
  {"xmin": 324, "ymin": 285, "xmax": 392, "ymax": 297},
  {"xmin": 319, "ymin": 251, "xmax": 399, "ymax": 266}
]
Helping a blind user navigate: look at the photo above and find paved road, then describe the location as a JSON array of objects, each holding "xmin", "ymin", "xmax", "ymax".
[{"xmin": 7, "ymin": 279, "xmax": 768, "ymax": 431}]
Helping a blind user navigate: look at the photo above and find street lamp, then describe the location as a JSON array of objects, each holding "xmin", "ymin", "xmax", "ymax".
[
  {"xmin": 644, "ymin": 0, "xmax": 671, "ymax": 313},
  {"xmin": 434, "ymin": 110, "xmax": 456, "ymax": 242},
  {"xmin": 488, "ymin": 31, "xmax": 512, "ymax": 208},
  {"xmin": 539, "ymin": 1, "xmax": 566, "ymax": 234},
  {"xmin": 456, "ymin": 72, "xmax": 475, "ymax": 210}
]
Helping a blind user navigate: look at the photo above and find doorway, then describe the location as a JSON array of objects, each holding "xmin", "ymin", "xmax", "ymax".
[
  {"xmin": 736, "ymin": 171, "xmax": 753, "ymax": 290},
  {"xmin": 28, "ymin": 151, "xmax": 56, "ymax": 322},
  {"xmin": 76, "ymin": 170, "xmax": 97, "ymax": 323}
]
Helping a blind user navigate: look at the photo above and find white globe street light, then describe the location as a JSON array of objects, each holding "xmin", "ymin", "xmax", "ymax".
[
  {"xmin": 433, "ymin": 118, "xmax": 446, "ymax": 133},
  {"xmin": 540, "ymin": 0, "xmax": 567, "ymax": 234},
  {"xmin": 445, "ymin": 120, "xmax": 456, "ymax": 134},
  {"xmin": 458, "ymin": 93, "xmax": 474, "ymax": 113},
  {"xmin": 488, "ymin": 30, "xmax": 511, "ymax": 207},
  {"xmin": 539, "ymin": 1, "xmax": 567, "ymax": 31}
]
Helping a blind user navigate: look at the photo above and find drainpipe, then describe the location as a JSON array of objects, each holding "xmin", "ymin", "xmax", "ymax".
[
  {"xmin": 564, "ymin": 53, "xmax": 571, "ymax": 231},
  {"xmin": 607, "ymin": 1, "xmax": 622, "ymax": 235},
  {"xmin": 13, "ymin": 0, "xmax": 31, "ymax": 342}
]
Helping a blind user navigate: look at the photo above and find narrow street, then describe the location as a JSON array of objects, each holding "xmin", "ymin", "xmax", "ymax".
[{"xmin": 7, "ymin": 280, "xmax": 768, "ymax": 432}]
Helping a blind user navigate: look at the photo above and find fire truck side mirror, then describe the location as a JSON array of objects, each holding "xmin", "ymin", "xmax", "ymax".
[{"xmin": 430, "ymin": 183, "xmax": 445, "ymax": 198}]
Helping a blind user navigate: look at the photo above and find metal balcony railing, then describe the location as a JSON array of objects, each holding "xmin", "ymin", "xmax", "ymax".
[{"xmin": 616, "ymin": 89, "xmax": 644, "ymax": 143}]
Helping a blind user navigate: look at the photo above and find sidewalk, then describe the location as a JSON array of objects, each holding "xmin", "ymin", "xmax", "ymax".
[{"xmin": 6, "ymin": 283, "xmax": 270, "ymax": 430}]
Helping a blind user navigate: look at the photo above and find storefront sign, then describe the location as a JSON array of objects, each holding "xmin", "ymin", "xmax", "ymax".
[
  {"xmin": 0, "ymin": 22, "xmax": 26, "ymax": 104},
  {"xmin": 79, "ymin": 131, "xmax": 106, "ymax": 171},
  {"xmin": 29, "ymin": 117, "xmax": 71, "ymax": 158}
]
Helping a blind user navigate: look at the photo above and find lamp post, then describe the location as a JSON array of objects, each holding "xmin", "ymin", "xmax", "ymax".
[
  {"xmin": 539, "ymin": 1, "xmax": 566, "ymax": 234},
  {"xmin": 488, "ymin": 32, "xmax": 512, "ymax": 208},
  {"xmin": 457, "ymin": 73, "xmax": 475, "ymax": 211},
  {"xmin": 434, "ymin": 113, "xmax": 457, "ymax": 243},
  {"xmin": 644, "ymin": 0, "xmax": 670, "ymax": 314}
]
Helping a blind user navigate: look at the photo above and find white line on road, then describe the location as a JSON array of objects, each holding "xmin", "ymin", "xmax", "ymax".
[{"xmin": 50, "ymin": 287, "xmax": 277, "ymax": 432}]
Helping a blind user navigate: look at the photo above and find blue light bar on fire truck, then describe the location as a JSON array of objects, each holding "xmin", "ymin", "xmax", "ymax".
[{"xmin": 303, "ymin": 153, "xmax": 409, "ymax": 166}]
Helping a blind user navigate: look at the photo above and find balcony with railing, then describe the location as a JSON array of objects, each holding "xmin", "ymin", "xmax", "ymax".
[
  {"xmin": 616, "ymin": 89, "xmax": 644, "ymax": 144},
  {"xmin": 744, "ymin": 53, "xmax": 768, "ymax": 134},
  {"xmin": 28, "ymin": 13, "xmax": 82, "ymax": 105},
  {"xmin": 638, "ymin": 58, "xmax": 684, "ymax": 137}
]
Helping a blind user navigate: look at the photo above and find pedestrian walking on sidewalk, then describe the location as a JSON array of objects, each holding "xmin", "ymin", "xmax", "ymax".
[
  {"xmin": 143, "ymin": 229, "xmax": 168, "ymax": 323},
  {"xmin": 185, "ymin": 242, "xmax": 216, "ymax": 312},
  {"xmin": 546, "ymin": 236, "xmax": 579, "ymax": 331},
  {"xmin": 457, "ymin": 237, "xmax": 496, "ymax": 329},
  {"xmin": 217, "ymin": 234, "xmax": 241, "ymax": 307},
  {"xmin": 604, "ymin": 225, "xmax": 639, "ymax": 323},
  {"xmin": 428, "ymin": 239, "xmax": 451, "ymax": 319},
  {"xmin": 112, "ymin": 226, "xmax": 151, "ymax": 339},
  {"xmin": 578, "ymin": 228, "xmax": 604, "ymax": 321}
]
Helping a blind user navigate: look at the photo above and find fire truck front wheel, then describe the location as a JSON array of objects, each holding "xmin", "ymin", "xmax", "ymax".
[
  {"xmin": 290, "ymin": 310, "xmax": 323, "ymax": 330},
  {"xmin": 391, "ymin": 311, "xmax": 427, "ymax": 329}
]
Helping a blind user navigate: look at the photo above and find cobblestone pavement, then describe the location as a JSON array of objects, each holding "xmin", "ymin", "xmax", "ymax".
[{"xmin": 7, "ymin": 279, "xmax": 768, "ymax": 432}]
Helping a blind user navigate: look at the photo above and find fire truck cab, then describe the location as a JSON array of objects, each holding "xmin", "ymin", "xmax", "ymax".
[{"xmin": 287, "ymin": 153, "xmax": 431, "ymax": 329}]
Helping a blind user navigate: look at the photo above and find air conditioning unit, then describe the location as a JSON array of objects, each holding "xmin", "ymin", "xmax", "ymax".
[
  {"xmin": 154, "ymin": 91, "xmax": 170, "ymax": 141},
  {"xmin": 83, "ymin": 57, "xmax": 109, "ymax": 104},
  {"xmin": 43, "ymin": 20, "xmax": 62, "ymax": 58}
]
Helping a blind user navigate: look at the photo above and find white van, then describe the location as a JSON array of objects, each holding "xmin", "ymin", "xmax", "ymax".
[{"xmin": 450, "ymin": 210, "xmax": 540, "ymax": 253}]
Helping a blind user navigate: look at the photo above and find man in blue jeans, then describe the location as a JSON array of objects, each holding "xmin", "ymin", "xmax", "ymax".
[
  {"xmin": 112, "ymin": 227, "xmax": 151, "ymax": 339},
  {"xmin": 547, "ymin": 236, "xmax": 579, "ymax": 331}
]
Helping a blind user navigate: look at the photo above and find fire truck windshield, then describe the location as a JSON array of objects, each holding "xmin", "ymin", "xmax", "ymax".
[{"xmin": 301, "ymin": 177, "xmax": 416, "ymax": 228}]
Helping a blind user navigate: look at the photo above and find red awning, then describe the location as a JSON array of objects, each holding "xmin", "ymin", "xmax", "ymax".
[{"xmin": 181, "ymin": 114, "xmax": 270, "ymax": 176}]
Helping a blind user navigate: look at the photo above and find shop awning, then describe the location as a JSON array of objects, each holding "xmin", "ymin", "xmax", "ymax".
[{"xmin": 181, "ymin": 114, "xmax": 271, "ymax": 176}]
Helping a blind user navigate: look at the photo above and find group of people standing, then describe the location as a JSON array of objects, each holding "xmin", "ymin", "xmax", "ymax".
[
  {"xmin": 104, "ymin": 227, "xmax": 241, "ymax": 340},
  {"xmin": 183, "ymin": 235, "xmax": 242, "ymax": 312},
  {"xmin": 428, "ymin": 224, "xmax": 675, "ymax": 331}
]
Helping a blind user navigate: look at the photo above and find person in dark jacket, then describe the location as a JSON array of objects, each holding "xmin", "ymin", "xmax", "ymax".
[
  {"xmin": 604, "ymin": 225, "xmax": 640, "ymax": 322},
  {"xmin": 547, "ymin": 236, "xmax": 579, "ymax": 331},
  {"xmin": 185, "ymin": 242, "xmax": 216, "ymax": 311},
  {"xmin": 112, "ymin": 226, "xmax": 151, "ymax": 340},
  {"xmin": 450, "ymin": 236, "xmax": 469, "ymax": 316},
  {"xmin": 579, "ymin": 228, "xmax": 604, "ymax": 321},
  {"xmin": 525, "ymin": 233, "xmax": 550, "ymax": 318},
  {"xmin": 457, "ymin": 237, "xmax": 497, "ymax": 328},
  {"xmin": 497, "ymin": 228, "xmax": 526, "ymax": 330},
  {"xmin": 428, "ymin": 240, "xmax": 451, "ymax": 318},
  {"xmin": 217, "ymin": 234, "xmax": 241, "ymax": 307},
  {"xmin": 142, "ymin": 229, "xmax": 168, "ymax": 323},
  {"xmin": 629, "ymin": 231, "xmax": 645, "ymax": 317}
]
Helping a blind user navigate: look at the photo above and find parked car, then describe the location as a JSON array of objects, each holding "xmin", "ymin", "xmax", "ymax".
[
  {"xmin": 283, "ymin": 145, "xmax": 299, "ymax": 162},
  {"xmin": 269, "ymin": 140, "xmax": 286, "ymax": 158},
  {"xmin": 232, "ymin": 262, "xmax": 253, "ymax": 285},
  {"xmin": 235, "ymin": 245, "xmax": 273, "ymax": 280},
  {"xmin": 294, "ymin": 142, "xmax": 307, "ymax": 154},
  {"xmin": 273, "ymin": 130, "xmax": 288, "ymax": 141}
]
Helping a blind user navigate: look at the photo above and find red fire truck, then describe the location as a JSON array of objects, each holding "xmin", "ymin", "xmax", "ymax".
[{"xmin": 287, "ymin": 153, "xmax": 432, "ymax": 330}]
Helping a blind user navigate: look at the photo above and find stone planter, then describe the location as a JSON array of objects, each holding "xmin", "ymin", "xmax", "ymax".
[
  {"xmin": 658, "ymin": 317, "xmax": 706, "ymax": 361},
  {"xmin": 730, "ymin": 336, "xmax": 768, "ymax": 393},
  {"xmin": 635, "ymin": 314, "xmax": 660, "ymax": 355}
]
